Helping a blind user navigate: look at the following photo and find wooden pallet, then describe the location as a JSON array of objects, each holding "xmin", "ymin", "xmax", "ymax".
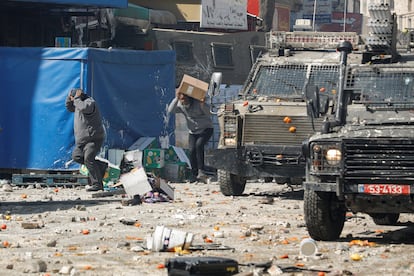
[{"xmin": 12, "ymin": 173, "xmax": 89, "ymax": 186}]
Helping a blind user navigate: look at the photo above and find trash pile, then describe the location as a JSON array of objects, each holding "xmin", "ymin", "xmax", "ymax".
[{"xmin": 80, "ymin": 136, "xmax": 191, "ymax": 202}]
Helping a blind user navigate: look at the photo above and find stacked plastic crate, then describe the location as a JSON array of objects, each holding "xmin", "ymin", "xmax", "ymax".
[{"xmin": 366, "ymin": 0, "xmax": 394, "ymax": 50}]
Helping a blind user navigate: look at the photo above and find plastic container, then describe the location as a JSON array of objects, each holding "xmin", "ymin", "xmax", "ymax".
[
  {"xmin": 148, "ymin": 225, "xmax": 193, "ymax": 252},
  {"xmin": 300, "ymin": 238, "xmax": 318, "ymax": 257}
]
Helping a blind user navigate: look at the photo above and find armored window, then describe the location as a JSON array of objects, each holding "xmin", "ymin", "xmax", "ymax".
[
  {"xmin": 173, "ymin": 41, "xmax": 194, "ymax": 63},
  {"xmin": 346, "ymin": 65, "xmax": 414, "ymax": 103},
  {"xmin": 211, "ymin": 43, "xmax": 233, "ymax": 68}
]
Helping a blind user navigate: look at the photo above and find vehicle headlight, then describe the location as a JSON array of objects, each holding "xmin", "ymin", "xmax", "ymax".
[
  {"xmin": 310, "ymin": 142, "xmax": 341, "ymax": 173},
  {"xmin": 326, "ymin": 148, "xmax": 341, "ymax": 165}
]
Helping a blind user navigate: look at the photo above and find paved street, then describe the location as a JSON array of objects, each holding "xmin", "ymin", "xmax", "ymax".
[{"xmin": 0, "ymin": 180, "xmax": 414, "ymax": 275}]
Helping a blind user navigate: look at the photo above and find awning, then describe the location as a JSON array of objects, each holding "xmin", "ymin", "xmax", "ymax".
[{"xmin": 8, "ymin": 0, "xmax": 128, "ymax": 8}]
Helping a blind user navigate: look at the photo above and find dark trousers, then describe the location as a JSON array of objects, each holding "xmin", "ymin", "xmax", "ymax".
[
  {"xmin": 72, "ymin": 139, "xmax": 107, "ymax": 187},
  {"xmin": 188, "ymin": 128, "xmax": 213, "ymax": 176}
]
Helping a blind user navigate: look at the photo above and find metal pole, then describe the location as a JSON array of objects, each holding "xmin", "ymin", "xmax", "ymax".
[
  {"xmin": 343, "ymin": 0, "xmax": 347, "ymax": 32},
  {"xmin": 313, "ymin": 0, "xmax": 317, "ymax": 31}
]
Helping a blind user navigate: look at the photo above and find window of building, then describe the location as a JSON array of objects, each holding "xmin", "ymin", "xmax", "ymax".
[
  {"xmin": 173, "ymin": 41, "xmax": 194, "ymax": 63},
  {"xmin": 211, "ymin": 42, "xmax": 233, "ymax": 68},
  {"xmin": 409, "ymin": 0, "xmax": 413, "ymax": 12}
]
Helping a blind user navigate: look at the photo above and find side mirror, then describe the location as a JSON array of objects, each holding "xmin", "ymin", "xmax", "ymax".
[
  {"xmin": 208, "ymin": 72, "xmax": 222, "ymax": 97},
  {"xmin": 305, "ymin": 85, "xmax": 320, "ymax": 118}
]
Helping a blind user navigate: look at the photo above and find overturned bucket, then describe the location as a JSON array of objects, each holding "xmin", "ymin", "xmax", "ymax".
[{"xmin": 147, "ymin": 225, "xmax": 194, "ymax": 252}]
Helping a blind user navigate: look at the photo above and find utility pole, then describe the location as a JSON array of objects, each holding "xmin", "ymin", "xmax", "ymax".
[
  {"xmin": 343, "ymin": 0, "xmax": 347, "ymax": 32},
  {"xmin": 312, "ymin": 0, "xmax": 317, "ymax": 31}
]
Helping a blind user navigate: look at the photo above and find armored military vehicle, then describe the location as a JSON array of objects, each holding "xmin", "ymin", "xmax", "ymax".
[
  {"xmin": 302, "ymin": 2, "xmax": 413, "ymax": 241},
  {"xmin": 207, "ymin": 31, "xmax": 359, "ymax": 196}
]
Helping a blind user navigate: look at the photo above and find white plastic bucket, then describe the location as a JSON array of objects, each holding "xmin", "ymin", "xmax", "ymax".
[
  {"xmin": 300, "ymin": 238, "xmax": 318, "ymax": 256},
  {"xmin": 148, "ymin": 225, "xmax": 193, "ymax": 252}
]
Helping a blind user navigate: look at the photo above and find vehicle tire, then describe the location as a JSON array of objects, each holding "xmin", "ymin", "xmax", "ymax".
[
  {"xmin": 304, "ymin": 189, "xmax": 346, "ymax": 241},
  {"xmin": 274, "ymin": 177, "xmax": 288, "ymax": 184},
  {"xmin": 369, "ymin": 213, "xmax": 400, "ymax": 225},
  {"xmin": 218, "ymin": 169, "xmax": 246, "ymax": 196}
]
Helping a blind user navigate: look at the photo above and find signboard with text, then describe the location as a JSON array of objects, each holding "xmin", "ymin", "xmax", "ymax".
[{"xmin": 201, "ymin": 0, "xmax": 247, "ymax": 30}]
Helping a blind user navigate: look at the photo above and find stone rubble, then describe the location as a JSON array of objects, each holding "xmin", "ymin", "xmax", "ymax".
[{"xmin": 0, "ymin": 181, "xmax": 413, "ymax": 275}]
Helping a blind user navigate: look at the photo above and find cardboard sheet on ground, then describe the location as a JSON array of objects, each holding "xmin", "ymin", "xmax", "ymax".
[{"xmin": 119, "ymin": 167, "xmax": 152, "ymax": 197}]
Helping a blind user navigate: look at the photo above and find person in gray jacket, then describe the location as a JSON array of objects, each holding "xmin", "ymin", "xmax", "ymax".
[
  {"xmin": 168, "ymin": 92, "xmax": 213, "ymax": 182},
  {"xmin": 66, "ymin": 88, "xmax": 107, "ymax": 192}
]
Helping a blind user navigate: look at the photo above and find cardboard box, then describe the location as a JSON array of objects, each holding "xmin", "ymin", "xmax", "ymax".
[
  {"xmin": 163, "ymin": 162, "xmax": 191, "ymax": 182},
  {"xmin": 119, "ymin": 167, "xmax": 153, "ymax": 197},
  {"xmin": 123, "ymin": 149, "xmax": 143, "ymax": 169},
  {"xmin": 178, "ymin": 74, "xmax": 209, "ymax": 101},
  {"xmin": 143, "ymin": 149, "xmax": 165, "ymax": 169},
  {"xmin": 103, "ymin": 165, "xmax": 121, "ymax": 185},
  {"xmin": 145, "ymin": 167, "xmax": 164, "ymax": 177},
  {"xmin": 164, "ymin": 146, "xmax": 191, "ymax": 168},
  {"xmin": 124, "ymin": 137, "xmax": 161, "ymax": 170}
]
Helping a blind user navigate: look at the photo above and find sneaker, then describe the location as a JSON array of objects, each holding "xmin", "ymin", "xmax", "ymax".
[{"xmin": 86, "ymin": 184, "xmax": 104, "ymax": 192}]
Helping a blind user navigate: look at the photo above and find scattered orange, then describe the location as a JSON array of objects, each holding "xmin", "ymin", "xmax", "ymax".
[
  {"xmin": 281, "ymin": 239, "xmax": 289, "ymax": 244},
  {"xmin": 82, "ymin": 229, "xmax": 90, "ymax": 235},
  {"xmin": 1, "ymin": 224, "xmax": 6, "ymax": 230},
  {"xmin": 283, "ymin": 116, "xmax": 292, "ymax": 124},
  {"xmin": 204, "ymin": 237, "xmax": 213, "ymax": 243},
  {"xmin": 350, "ymin": 253, "xmax": 362, "ymax": 261}
]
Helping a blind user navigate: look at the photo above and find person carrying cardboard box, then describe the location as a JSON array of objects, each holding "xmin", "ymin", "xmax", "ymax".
[{"xmin": 168, "ymin": 77, "xmax": 213, "ymax": 183}]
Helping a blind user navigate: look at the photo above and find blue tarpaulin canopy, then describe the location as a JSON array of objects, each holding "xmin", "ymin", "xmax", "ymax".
[
  {"xmin": 8, "ymin": 0, "xmax": 128, "ymax": 8},
  {"xmin": 0, "ymin": 47, "xmax": 175, "ymax": 170}
]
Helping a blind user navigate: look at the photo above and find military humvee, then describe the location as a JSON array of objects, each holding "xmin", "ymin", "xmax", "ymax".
[
  {"xmin": 302, "ymin": 3, "xmax": 413, "ymax": 241},
  {"xmin": 207, "ymin": 31, "xmax": 359, "ymax": 196}
]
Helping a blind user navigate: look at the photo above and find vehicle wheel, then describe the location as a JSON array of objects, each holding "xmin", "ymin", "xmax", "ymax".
[
  {"xmin": 274, "ymin": 177, "xmax": 288, "ymax": 184},
  {"xmin": 304, "ymin": 189, "xmax": 346, "ymax": 241},
  {"xmin": 218, "ymin": 169, "xmax": 246, "ymax": 196},
  {"xmin": 369, "ymin": 213, "xmax": 400, "ymax": 225},
  {"xmin": 264, "ymin": 177, "xmax": 273, "ymax": 183}
]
